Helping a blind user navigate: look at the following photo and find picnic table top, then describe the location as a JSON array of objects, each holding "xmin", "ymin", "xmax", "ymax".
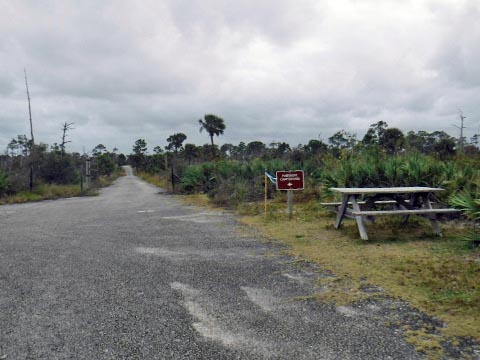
[{"xmin": 330, "ymin": 187, "xmax": 444, "ymax": 195}]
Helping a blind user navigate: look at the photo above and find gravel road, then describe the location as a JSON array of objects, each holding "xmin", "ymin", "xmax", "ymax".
[{"xmin": 0, "ymin": 167, "xmax": 420, "ymax": 359}]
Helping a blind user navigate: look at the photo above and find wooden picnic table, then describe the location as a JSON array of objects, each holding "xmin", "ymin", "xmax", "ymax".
[{"xmin": 330, "ymin": 187, "xmax": 460, "ymax": 240}]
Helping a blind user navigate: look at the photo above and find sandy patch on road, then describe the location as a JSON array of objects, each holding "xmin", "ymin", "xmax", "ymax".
[{"xmin": 170, "ymin": 282, "xmax": 280, "ymax": 358}]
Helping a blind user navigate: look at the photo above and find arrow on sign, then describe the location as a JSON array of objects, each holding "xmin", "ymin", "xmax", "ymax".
[{"xmin": 288, "ymin": 182, "xmax": 293, "ymax": 187}]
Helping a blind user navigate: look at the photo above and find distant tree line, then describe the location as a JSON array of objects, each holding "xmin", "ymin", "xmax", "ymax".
[
  {"xmin": 129, "ymin": 119, "xmax": 479, "ymax": 175},
  {"xmin": 124, "ymin": 116, "xmax": 479, "ymax": 209},
  {"xmin": 2, "ymin": 113, "xmax": 479, "ymax": 200}
]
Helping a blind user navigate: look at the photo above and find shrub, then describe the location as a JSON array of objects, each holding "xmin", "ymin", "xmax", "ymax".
[
  {"xmin": 38, "ymin": 152, "xmax": 79, "ymax": 184},
  {"xmin": 0, "ymin": 171, "xmax": 11, "ymax": 195},
  {"xmin": 97, "ymin": 153, "xmax": 116, "ymax": 176},
  {"xmin": 181, "ymin": 165, "xmax": 208, "ymax": 193},
  {"xmin": 450, "ymin": 184, "xmax": 480, "ymax": 247}
]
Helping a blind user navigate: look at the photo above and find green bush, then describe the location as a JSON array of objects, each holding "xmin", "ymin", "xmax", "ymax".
[
  {"xmin": 323, "ymin": 152, "xmax": 467, "ymax": 189},
  {"xmin": 38, "ymin": 152, "xmax": 79, "ymax": 184},
  {"xmin": 181, "ymin": 165, "xmax": 208, "ymax": 193},
  {"xmin": 450, "ymin": 179, "xmax": 480, "ymax": 247},
  {"xmin": 174, "ymin": 150, "xmax": 480, "ymax": 213},
  {"xmin": 97, "ymin": 153, "xmax": 116, "ymax": 176},
  {"xmin": 178, "ymin": 159, "xmax": 296, "ymax": 205},
  {"xmin": 0, "ymin": 171, "xmax": 11, "ymax": 195}
]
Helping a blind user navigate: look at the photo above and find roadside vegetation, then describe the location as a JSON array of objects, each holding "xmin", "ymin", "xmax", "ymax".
[
  {"xmin": 0, "ymin": 183, "xmax": 95, "ymax": 205},
  {"xmin": 1, "ymin": 137, "xmax": 125, "ymax": 204}
]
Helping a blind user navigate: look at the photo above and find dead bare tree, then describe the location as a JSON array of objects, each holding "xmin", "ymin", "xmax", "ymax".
[
  {"xmin": 453, "ymin": 109, "xmax": 467, "ymax": 153},
  {"xmin": 24, "ymin": 68, "xmax": 34, "ymax": 191},
  {"xmin": 60, "ymin": 122, "xmax": 75, "ymax": 156}
]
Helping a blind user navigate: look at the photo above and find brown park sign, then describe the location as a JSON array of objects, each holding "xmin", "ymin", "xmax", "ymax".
[{"xmin": 276, "ymin": 170, "xmax": 304, "ymax": 191}]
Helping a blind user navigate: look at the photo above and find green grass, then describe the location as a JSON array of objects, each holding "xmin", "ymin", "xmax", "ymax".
[
  {"xmin": 0, "ymin": 169, "xmax": 124, "ymax": 205},
  {"xmin": 240, "ymin": 201, "xmax": 479, "ymax": 357},
  {"xmin": 136, "ymin": 171, "xmax": 171, "ymax": 190},
  {"xmin": 0, "ymin": 183, "xmax": 96, "ymax": 205}
]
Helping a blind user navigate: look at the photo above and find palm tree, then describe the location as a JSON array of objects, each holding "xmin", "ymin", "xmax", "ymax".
[
  {"xmin": 198, "ymin": 114, "xmax": 226, "ymax": 158},
  {"xmin": 166, "ymin": 133, "xmax": 187, "ymax": 153}
]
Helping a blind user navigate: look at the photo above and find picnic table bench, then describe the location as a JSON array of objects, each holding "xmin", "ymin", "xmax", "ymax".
[{"xmin": 325, "ymin": 187, "xmax": 460, "ymax": 240}]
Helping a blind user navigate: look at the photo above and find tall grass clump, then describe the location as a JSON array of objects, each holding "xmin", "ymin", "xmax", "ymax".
[
  {"xmin": 450, "ymin": 178, "xmax": 480, "ymax": 247},
  {"xmin": 321, "ymin": 151, "xmax": 478, "ymax": 202}
]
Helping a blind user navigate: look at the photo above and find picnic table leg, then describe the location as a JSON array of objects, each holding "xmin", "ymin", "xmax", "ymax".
[
  {"xmin": 404, "ymin": 194, "xmax": 417, "ymax": 223},
  {"xmin": 396, "ymin": 194, "xmax": 415, "ymax": 223},
  {"xmin": 422, "ymin": 193, "xmax": 442, "ymax": 236},
  {"xmin": 351, "ymin": 196, "xmax": 369, "ymax": 240},
  {"xmin": 334, "ymin": 195, "xmax": 350, "ymax": 229}
]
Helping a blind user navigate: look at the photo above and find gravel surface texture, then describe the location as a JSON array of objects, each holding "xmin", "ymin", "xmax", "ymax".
[{"xmin": 0, "ymin": 167, "xmax": 425, "ymax": 359}]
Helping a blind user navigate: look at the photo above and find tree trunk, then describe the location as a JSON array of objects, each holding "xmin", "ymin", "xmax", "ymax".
[
  {"xmin": 25, "ymin": 69, "xmax": 34, "ymax": 191},
  {"xmin": 210, "ymin": 135, "xmax": 215, "ymax": 159}
]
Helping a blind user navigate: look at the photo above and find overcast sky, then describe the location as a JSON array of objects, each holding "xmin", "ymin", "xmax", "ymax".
[{"xmin": 1, "ymin": 0, "xmax": 479, "ymax": 154}]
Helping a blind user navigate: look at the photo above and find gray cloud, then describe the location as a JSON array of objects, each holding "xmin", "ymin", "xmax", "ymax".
[
  {"xmin": 430, "ymin": 1, "xmax": 480, "ymax": 88},
  {"xmin": 1, "ymin": 0, "xmax": 479, "ymax": 154}
]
